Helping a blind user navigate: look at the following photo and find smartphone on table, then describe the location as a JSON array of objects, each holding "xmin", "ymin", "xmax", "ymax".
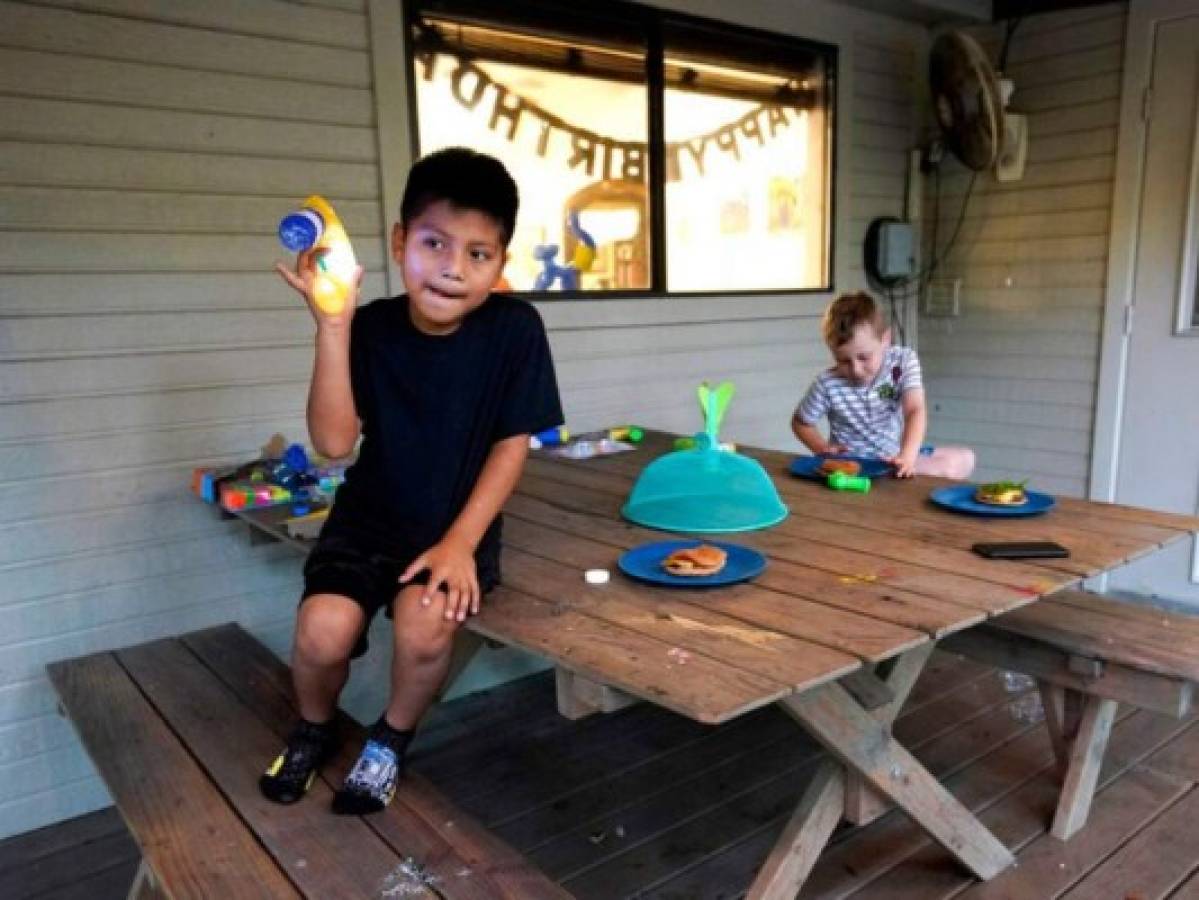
[{"xmin": 971, "ymin": 541, "xmax": 1069, "ymax": 559}]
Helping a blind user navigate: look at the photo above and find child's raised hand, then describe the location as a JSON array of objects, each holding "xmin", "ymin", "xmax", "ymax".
[
  {"xmin": 400, "ymin": 536, "xmax": 480, "ymax": 622},
  {"xmin": 274, "ymin": 248, "xmax": 363, "ymax": 329}
]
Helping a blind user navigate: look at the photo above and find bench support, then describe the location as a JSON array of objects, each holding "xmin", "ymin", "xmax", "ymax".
[
  {"xmin": 1046, "ymin": 690, "xmax": 1118, "ymax": 840},
  {"xmin": 940, "ymin": 627, "xmax": 1193, "ymax": 717},
  {"xmin": 555, "ymin": 667, "xmax": 637, "ymax": 719},
  {"xmin": 439, "ymin": 630, "xmax": 486, "ymax": 700}
]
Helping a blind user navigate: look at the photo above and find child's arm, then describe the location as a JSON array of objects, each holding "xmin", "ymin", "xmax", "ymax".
[
  {"xmin": 791, "ymin": 415, "xmax": 847, "ymax": 455},
  {"xmin": 276, "ymin": 250, "xmax": 364, "ymax": 458},
  {"xmin": 887, "ymin": 388, "xmax": 928, "ymax": 478},
  {"xmin": 401, "ymin": 433, "xmax": 529, "ymax": 622}
]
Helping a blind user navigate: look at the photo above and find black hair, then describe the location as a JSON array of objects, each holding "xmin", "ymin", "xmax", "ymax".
[{"xmin": 400, "ymin": 148, "xmax": 519, "ymax": 246}]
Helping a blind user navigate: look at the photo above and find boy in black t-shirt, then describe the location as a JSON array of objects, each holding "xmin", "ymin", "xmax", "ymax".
[{"xmin": 261, "ymin": 148, "xmax": 563, "ymax": 814}]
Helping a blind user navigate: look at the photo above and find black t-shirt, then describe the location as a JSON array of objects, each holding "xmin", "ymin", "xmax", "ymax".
[{"xmin": 324, "ymin": 293, "xmax": 563, "ymax": 560}]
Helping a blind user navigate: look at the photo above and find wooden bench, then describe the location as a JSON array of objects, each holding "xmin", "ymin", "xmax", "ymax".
[
  {"xmin": 940, "ymin": 588, "xmax": 1199, "ymax": 840},
  {"xmin": 48, "ymin": 623, "xmax": 571, "ymax": 900}
]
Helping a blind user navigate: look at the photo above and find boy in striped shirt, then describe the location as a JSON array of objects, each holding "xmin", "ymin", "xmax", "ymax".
[{"xmin": 792, "ymin": 292, "xmax": 974, "ymax": 479}]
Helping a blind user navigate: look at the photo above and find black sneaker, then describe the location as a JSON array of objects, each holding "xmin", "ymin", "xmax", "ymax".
[{"xmin": 259, "ymin": 719, "xmax": 337, "ymax": 804}]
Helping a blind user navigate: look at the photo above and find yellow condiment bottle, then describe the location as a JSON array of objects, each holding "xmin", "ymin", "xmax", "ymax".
[{"xmin": 278, "ymin": 195, "xmax": 358, "ymax": 315}]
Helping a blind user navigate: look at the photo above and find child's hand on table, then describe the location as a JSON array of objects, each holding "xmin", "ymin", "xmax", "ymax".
[
  {"xmin": 887, "ymin": 450, "xmax": 918, "ymax": 478},
  {"xmin": 401, "ymin": 536, "xmax": 480, "ymax": 622}
]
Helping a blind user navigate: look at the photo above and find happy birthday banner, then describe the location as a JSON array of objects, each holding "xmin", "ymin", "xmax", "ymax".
[{"xmin": 416, "ymin": 52, "xmax": 803, "ymax": 183}]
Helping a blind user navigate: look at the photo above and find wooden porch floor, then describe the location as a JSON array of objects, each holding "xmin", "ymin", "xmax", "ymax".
[{"xmin": 6, "ymin": 650, "xmax": 1199, "ymax": 899}]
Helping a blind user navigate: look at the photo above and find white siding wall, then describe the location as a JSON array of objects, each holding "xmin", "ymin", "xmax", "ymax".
[
  {"xmin": 0, "ymin": 0, "xmax": 388, "ymax": 839},
  {"xmin": 0, "ymin": 0, "xmax": 922, "ymax": 838},
  {"xmin": 919, "ymin": 4, "xmax": 1126, "ymax": 497}
]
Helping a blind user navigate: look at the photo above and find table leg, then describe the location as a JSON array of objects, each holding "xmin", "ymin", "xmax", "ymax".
[
  {"xmin": 747, "ymin": 760, "xmax": 844, "ymax": 900},
  {"xmin": 843, "ymin": 645, "xmax": 934, "ymax": 826},
  {"xmin": 747, "ymin": 646, "xmax": 1014, "ymax": 897}
]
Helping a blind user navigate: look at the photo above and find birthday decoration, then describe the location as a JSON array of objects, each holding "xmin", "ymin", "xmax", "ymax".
[{"xmin": 415, "ymin": 52, "xmax": 808, "ymax": 183}]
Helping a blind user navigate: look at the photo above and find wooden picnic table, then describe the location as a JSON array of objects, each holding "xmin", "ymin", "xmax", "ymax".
[{"xmin": 233, "ymin": 429, "xmax": 1199, "ymax": 898}]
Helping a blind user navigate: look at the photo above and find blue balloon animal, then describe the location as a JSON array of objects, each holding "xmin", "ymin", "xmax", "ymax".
[{"xmin": 533, "ymin": 211, "xmax": 596, "ymax": 292}]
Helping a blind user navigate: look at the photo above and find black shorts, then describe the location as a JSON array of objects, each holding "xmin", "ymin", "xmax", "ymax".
[{"xmin": 300, "ymin": 530, "xmax": 501, "ymax": 658}]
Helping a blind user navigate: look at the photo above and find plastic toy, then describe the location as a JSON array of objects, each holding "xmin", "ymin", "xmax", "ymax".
[
  {"xmin": 530, "ymin": 425, "xmax": 570, "ymax": 448},
  {"xmin": 828, "ymin": 471, "xmax": 871, "ymax": 493},
  {"xmin": 673, "ymin": 436, "xmax": 736, "ymax": 452},
  {"xmin": 278, "ymin": 195, "xmax": 358, "ymax": 314},
  {"xmin": 220, "ymin": 482, "xmax": 291, "ymax": 512},
  {"xmin": 608, "ymin": 426, "xmax": 644, "ymax": 443},
  {"xmin": 533, "ymin": 212, "xmax": 596, "ymax": 291}
]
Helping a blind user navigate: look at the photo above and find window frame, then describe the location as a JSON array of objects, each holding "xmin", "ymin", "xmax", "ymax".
[{"xmin": 402, "ymin": 0, "xmax": 838, "ymax": 299}]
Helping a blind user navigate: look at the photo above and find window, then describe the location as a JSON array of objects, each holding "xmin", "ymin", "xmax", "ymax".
[{"xmin": 407, "ymin": 0, "xmax": 835, "ymax": 296}]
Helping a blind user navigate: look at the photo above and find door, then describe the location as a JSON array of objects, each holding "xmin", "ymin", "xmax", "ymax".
[{"xmin": 1110, "ymin": 12, "xmax": 1199, "ymax": 606}]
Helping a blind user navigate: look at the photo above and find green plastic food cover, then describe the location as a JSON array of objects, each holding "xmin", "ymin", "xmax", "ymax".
[{"xmin": 622, "ymin": 383, "xmax": 788, "ymax": 533}]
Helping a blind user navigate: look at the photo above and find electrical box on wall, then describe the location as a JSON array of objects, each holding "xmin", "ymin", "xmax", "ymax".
[
  {"xmin": 879, "ymin": 221, "xmax": 914, "ymax": 279},
  {"xmin": 864, "ymin": 218, "xmax": 915, "ymax": 283}
]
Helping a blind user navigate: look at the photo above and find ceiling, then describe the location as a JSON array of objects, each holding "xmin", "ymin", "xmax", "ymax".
[{"xmin": 831, "ymin": 0, "xmax": 1120, "ymax": 25}]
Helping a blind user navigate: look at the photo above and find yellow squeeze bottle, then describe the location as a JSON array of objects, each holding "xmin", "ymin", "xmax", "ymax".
[{"xmin": 278, "ymin": 195, "xmax": 357, "ymax": 315}]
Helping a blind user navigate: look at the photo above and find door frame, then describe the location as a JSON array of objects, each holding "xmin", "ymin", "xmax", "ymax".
[{"xmin": 1091, "ymin": 0, "xmax": 1199, "ymax": 502}]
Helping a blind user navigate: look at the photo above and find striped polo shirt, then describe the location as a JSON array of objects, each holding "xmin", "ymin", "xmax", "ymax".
[{"xmin": 795, "ymin": 345, "xmax": 923, "ymax": 458}]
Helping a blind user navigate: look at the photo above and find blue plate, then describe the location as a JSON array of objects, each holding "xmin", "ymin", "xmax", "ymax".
[
  {"xmin": 789, "ymin": 455, "xmax": 893, "ymax": 481},
  {"xmin": 930, "ymin": 484, "xmax": 1056, "ymax": 517},
  {"xmin": 618, "ymin": 540, "xmax": 767, "ymax": 588}
]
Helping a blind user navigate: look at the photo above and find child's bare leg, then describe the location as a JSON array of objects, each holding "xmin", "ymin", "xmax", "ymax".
[
  {"xmin": 914, "ymin": 446, "xmax": 976, "ymax": 480},
  {"xmin": 292, "ymin": 593, "xmax": 366, "ymax": 723},
  {"xmin": 261, "ymin": 593, "xmax": 363, "ymax": 804},
  {"xmin": 331, "ymin": 584, "xmax": 457, "ymax": 815},
  {"xmin": 385, "ymin": 583, "xmax": 459, "ymax": 729}
]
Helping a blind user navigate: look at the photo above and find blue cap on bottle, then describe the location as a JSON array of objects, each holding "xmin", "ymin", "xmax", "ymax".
[{"xmin": 278, "ymin": 209, "xmax": 325, "ymax": 252}]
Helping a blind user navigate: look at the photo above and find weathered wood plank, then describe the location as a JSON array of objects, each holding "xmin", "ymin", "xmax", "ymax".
[
  {"xmin": 525, "ymin": 655, "xmax": 993, "ymax": 885},
  {"xmin": 988, "ymin": 602, "xmax": 1199, "ymax": 682},
  {"xmin": 46, "ymin": 652, "xmax": 300, "ymax": 899},
  {"xmin": 473, "ymin": 587, "xmax": 788, "ymax": 724},
  {"xmin": 1047, "ymin": 590, "xmax": 1199, "ymax": 639},
  {"xmin": 866, "ymin": 759, "xmax": 1183, "ymax": 900},
  {"xmin": 502, "ymin": 519, "xmax": 919, "ymax": 665},
  {"xmin": 516, "ymin": 462, "xmax": 989, "ymax": 632},
  {"xmin": 502, "ymin": 543, "xmax": 860, "ymax": 688},
  {"xmin": 116, "ymin": 637, "xmax": 435, "ymax": 899},
  {"xmin": 619, "ymin": 673, "xmax": 1055, "ymax": 898},
  {"xmin": 506, "ymin": 489, "xmax": 1038, "ymax": 621},
  {"xmin": 808, "ymin": 700, "xmax": 1191, "ymax": 898},
  {"xmin": 940, "ymin": 627, "xmax": 1193, "ymax": 717},
  {"xmin": 519, "ymin": 464, "xmax": 1075, "ymax": 610},
  {"xmin": 181, "ymin": 625, "xmax": 571, "ymax": 900}
]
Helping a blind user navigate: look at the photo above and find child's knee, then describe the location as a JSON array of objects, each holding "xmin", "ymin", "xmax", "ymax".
[
  {"xmin": 393, "ymin": 586, "xmax": 457, "ymax": 662},
  {"xmin": 951, "ymin": 447, "xmax": 976, "ymax": 479},
  {"xmin": 294, "ymin": 596, "xmax": 362, "ymax": 666}
]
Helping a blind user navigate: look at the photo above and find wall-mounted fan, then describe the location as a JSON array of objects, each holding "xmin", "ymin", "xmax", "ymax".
[
  {"xmin": 929, "ymin": 31, "xmax": 1003, "ymax": 170},
  {"xmin": 929, "ymin": 30, "xmax": 1027, "ymax": 180}
]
